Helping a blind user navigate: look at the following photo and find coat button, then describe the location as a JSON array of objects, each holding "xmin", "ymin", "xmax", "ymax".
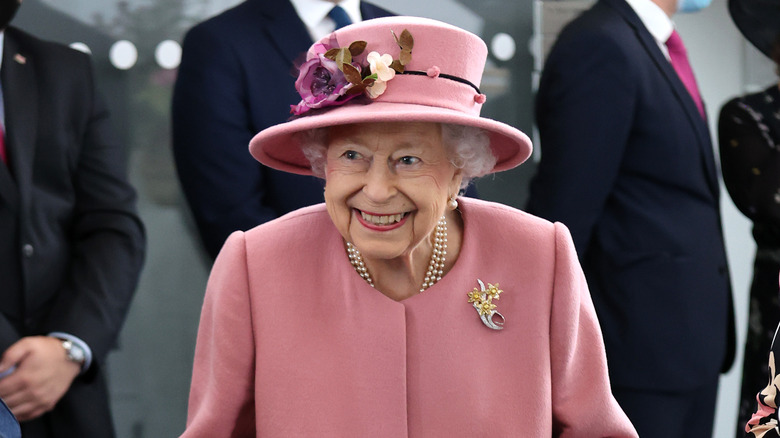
[
  {"xmin": 718, "ymin": 265, "xmax": 727, "ymax": 275},
  {"xmin": 22, "ymin": 244, "xmax": 34, "ymax": 258}
]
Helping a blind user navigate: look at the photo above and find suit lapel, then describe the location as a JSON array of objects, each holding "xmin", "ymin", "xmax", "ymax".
[
  {"xmin": 606, "ymin": 0, "xmax": 719, "ymax": 197},
  {"xmin": 0, "ymin": 33, "xmax": 19, "ymax": 210},
  {"xmin": 360, "ymin": 2, "xmax": 392, "ymax": 20},
  {"xmin": 260, "ymin": 0, "xmax": 313, "ymax": 66},
  {"xmin": 2, "ymin": 28, "xmax": 38, "ymax": 213}
]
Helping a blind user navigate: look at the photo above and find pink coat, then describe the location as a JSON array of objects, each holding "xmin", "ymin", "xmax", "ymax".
[{"xmin": 182, "ymin": 198, "xmax": 637, "ymax": 437}]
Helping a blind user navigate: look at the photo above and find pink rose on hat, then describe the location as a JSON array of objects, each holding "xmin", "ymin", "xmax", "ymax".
[{"xmin": 290, "ymin": 54, "xmax": 357, "ymax": 115}]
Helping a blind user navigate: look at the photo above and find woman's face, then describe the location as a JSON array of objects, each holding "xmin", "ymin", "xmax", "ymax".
[{"xmin": 324, "ymin": 122, "xmax": 462, "ymax": 262}]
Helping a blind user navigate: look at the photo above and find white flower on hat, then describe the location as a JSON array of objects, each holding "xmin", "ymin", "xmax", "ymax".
[
  {"xmin": 367, "ymin": 51, "xmax": 396, "ymax": 81},
  {"xmin": 366, "ymin": 51, "xmax": 396, "ymax": 98},
  {"xmin": 366, "ymin": 80, "xmax": 387, "ymax": 98}
]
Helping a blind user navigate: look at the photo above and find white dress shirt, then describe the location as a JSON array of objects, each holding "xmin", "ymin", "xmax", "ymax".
[
  {"xmin": 289, "ymin": 0, "xmax": 363, "ymax": 42},
  {"xmin": 624, "ymin": 0, "xmax": 675, "ymax": 60}
]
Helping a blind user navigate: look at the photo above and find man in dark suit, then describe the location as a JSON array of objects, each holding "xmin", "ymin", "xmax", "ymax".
[
  {"xmin": 0, "ymin": 2, "xmax": 145, "ymax": 436},
  {"xmin": 172, "ymin": 0, "xmax": 394, "ymax": 258},
  {"xmin": 526, "ymin": 0, "xmax": 734, "ymax": 435}
]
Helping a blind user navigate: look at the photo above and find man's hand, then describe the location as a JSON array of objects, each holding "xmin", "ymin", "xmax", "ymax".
[{"xmin": 0, "ymin": 336, "xmax": 81, "ymax": 421}]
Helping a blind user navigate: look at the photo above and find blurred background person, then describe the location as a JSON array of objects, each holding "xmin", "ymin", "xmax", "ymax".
[
  {"xmin": 181, "ymin": 16, "xmax": 637, "ymax": 437},
  {"xmin": 0, "ymin": 0, "xmax": 145, "ymax": 436},
  {"xmin": 525, "ymin": 0, "xmax": 735, "ymax": 434},
  {"xmin": 717, "ymin": 0, "xmax": 780, "ymax": 433},
  {"xmin": 171, "ymin": 0, "xmax": 394, "ymax": 259}
]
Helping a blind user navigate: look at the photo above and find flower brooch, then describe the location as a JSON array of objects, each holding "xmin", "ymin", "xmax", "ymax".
[
  {"xmin": 467, "ymin": 280, "xmax": 505, "ymax": 330},
  {"xmin": 290, "ymin": 29, "xmax": 414, "ymax": 115}
]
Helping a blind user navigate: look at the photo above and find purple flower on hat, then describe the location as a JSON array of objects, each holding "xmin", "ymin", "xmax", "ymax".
[
  {"xmin": 290, "ymin": 54, "xmax": 357, "ymax": 115},
  {"xmin": 289, "ymin": 29, "xmax": 415, "ymax": 116}
]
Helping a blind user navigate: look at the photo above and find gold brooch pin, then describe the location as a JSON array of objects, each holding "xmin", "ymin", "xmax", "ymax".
[{"xmin": 467, "ymin": 279, "xmax": 505, "ymax": 330}]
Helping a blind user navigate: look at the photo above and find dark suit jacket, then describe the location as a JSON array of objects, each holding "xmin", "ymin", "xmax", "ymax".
[
  {"xmin": 0, "ymin": 27, "xmax": 145, "ymax": 437},
  {"xmin": 526, "ymin": 0, "xmax": 734, "ymax": 391},
  {"xmin": 172, "ymin": 0, "xmax": 394, "ymax": 258}
]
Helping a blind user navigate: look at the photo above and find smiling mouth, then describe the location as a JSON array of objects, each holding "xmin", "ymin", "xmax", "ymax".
[{"xmin": 359, "ymin": 210, "xmax": 407, "ymax": 226}]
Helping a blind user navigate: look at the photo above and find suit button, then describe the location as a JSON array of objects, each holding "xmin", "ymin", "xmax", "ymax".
[
  {"xmin": 22, "ymin": 244, "xmax": 34, "ymax": 258},
  {"xmin": 718, "ymin": 265, "xmax": 727, "ymax": 275}
]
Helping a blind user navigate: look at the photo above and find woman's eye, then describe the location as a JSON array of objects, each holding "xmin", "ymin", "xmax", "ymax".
[
  {"xmin": 343, "ymin": 150, "xmax": 360, "ymax": 160},
  {"xmin": 399, "ymin": 156, "xmax": 420, "ymax": 165}
]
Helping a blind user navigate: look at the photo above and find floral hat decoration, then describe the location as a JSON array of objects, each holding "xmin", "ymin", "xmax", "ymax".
[{"xmin": 249, "ymin": 16, "xmax": 533, "ymax": 175}]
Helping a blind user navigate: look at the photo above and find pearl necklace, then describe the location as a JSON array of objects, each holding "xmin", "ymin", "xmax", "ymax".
[{"xmin": 347, "ymin": 217, "xmax": 448, "ymax": 292}]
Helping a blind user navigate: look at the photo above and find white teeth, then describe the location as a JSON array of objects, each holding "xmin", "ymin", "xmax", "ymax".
[{"xmin": 360, "ymin": 211, "xmax": 404, "ymax": 225}]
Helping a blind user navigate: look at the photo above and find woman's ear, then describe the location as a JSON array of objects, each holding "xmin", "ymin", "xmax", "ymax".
[{"xmin": 449, "ymin": 169, "xmax": 464, "ymax": 198}]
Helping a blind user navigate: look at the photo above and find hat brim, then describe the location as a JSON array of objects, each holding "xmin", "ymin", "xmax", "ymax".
[
  {"xmin": 728, "ymin": 0, "xmax": 780, "ymax": 58},
  {"xmin": 249, "ymin": 100, "xmax": 533, "ymax": 176}
]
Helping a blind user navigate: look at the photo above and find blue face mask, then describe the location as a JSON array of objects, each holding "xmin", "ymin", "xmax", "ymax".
[{"xmin": 678, "ymin": 0, "xmax": 712, "ymax": 13}]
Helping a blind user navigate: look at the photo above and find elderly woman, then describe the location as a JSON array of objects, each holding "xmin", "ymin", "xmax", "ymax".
[{"xmin": 181, "ymin": 16, "xmax": 636, "ymax": 437}]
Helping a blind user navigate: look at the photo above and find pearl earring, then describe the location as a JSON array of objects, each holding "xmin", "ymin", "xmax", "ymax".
[{"xmin": 448, "ymin": 196, "xmax": 458, "ymax": 209}]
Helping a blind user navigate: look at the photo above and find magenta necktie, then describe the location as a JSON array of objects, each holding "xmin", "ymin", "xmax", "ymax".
[{"xmin": 666, "ymin": 30, "xmax": 705, "ymax": 118}]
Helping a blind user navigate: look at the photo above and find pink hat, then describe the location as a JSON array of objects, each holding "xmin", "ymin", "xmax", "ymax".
[{"xmin": 249, "ymin": 16, "xmax": 532, "ymax": 176}]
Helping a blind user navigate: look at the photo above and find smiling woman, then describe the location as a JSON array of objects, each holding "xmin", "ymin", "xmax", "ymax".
[
  {"xmin": 181, "ymin": 16, "xmax": 638, "ymax": 437},
  {"xmin": 322, "ymin": 122, "xmax": 461, "ymax": 299}
]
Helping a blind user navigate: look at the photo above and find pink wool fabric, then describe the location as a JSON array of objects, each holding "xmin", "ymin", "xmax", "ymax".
[
  {"xmin": 182, "ymin": 198, "xmax": 637, "ymax": 437},
  {"xmin": 249, "ymin": 16, "xmax": 533, "ymax": 176}
]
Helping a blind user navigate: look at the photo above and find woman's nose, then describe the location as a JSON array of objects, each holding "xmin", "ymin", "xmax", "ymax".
[{"xmin": 362, "ymin": 161, "xmax": 397, "ymax": 202}]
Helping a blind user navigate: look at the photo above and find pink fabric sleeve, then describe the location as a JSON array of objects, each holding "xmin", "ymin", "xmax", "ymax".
[
  {"xmin": 549, "ymin": 222, "xmax": 638, "ymax": 437},
  {"xmin": 181, "ymin": 232, "xmax": 256, "ymax": 437}
]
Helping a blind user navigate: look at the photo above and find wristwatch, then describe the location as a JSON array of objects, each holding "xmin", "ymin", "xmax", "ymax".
[{"xmin": 60, "ymin": 339, "xmax": 86, "ymax": 366}]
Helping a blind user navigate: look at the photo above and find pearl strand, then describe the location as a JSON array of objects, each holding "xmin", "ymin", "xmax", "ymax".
[
  {"xmin": 347, "ymin": 242, "xmax": 374, "ymax": 288},
  {"xmin": 346, "ymin": 217, "xmax": 448, "ymax": 292}
]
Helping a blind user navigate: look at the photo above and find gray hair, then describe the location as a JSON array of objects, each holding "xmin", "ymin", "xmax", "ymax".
[{"xmin": 297, "ymin": 123, "xmax": 495, "ymax": 190}]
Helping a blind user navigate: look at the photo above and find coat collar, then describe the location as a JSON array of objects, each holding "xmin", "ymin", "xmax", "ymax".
[{"xmin": 259, "ymin": 0, "xmax": 315, "ymax": 66}]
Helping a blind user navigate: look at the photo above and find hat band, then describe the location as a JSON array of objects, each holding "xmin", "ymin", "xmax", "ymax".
[
  {"xmin": 373, "ymin": 73, "xmax": 484, "ymax": 115},
  {"xmin": 401, "ymin": 70, "xmax": 482, "ymax": 94}
]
